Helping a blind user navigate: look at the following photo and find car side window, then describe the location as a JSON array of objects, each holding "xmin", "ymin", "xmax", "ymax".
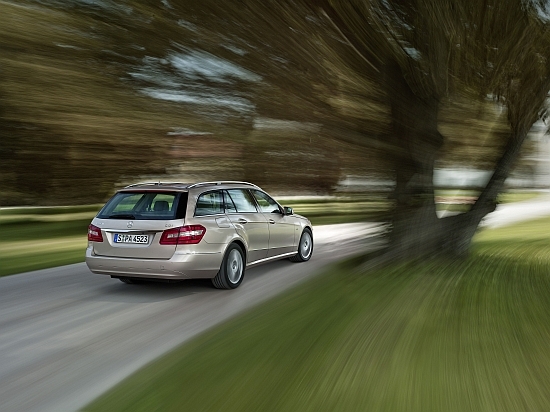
[
  {"xmin": 223, "ymin": 190, "xmax": 237, "ymax": 213},
  {"xmin": 251, "ymin": 190, "xmax": 281, "ymax": 214},
  {"xmin": 195, "ymin": 190, "xmax": 224, "ymax": 216},
  {"xmin": 226, "ymin": 189, "xmax": 258, "ymax": 213}
]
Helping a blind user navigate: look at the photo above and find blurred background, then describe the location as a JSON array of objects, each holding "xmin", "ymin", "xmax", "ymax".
[{"xmin": 1, "ymin": 0, "xmax": 549, "ymax": 208}]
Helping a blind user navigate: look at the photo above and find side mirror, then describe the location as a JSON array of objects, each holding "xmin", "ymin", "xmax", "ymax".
[{"xmin": 283, "ymin": 206, "xmax": 293, "ymax": 215}]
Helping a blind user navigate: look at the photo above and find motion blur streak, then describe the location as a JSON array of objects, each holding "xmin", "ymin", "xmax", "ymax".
[{"xmin": 86, "ymin": 215, "xmax": 550, "ymax": 412}]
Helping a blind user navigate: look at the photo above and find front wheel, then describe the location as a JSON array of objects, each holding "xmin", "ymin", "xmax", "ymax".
[
  {"xmin": 212, "ymin": 244, "xmax": 245, "ymax": 289},
  {"xmin": 290, "ymin": 228, "xmax": 313, "ymax": 262}
]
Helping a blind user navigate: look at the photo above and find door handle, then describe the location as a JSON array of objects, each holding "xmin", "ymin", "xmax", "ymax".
[
  {"xmin": 268, "ymin": 219, "xmax": 276, "ymax": 224},
  {"xmin": 237, "ymin": 218, "xmax": 248, "ymax": 224}
]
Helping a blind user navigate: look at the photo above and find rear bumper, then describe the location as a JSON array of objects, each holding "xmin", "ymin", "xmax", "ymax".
[{"xmin": 85, "ymin": 247, "xmax": 222, "ymax": 279}]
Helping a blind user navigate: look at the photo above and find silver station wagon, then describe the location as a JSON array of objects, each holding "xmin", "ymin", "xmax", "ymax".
[{"xmin": 85, "ymin": 181, "xmax": 313, "ymax": 289}]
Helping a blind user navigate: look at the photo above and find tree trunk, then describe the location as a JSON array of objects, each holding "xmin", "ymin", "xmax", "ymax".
[
  {"xmin": 385, "ymin": 65, "xmax": 545, "ymax": 260},
  {"xmin": 439, "ymin": 120, "xmax": 537, "ymax": 257},
  {"xmin": 438, "ymin": 68, "xmax": 550, "ymax": 257},
  {"xmin": 386, "ymin": 62, "xmax": 444, "ymax": 259},
  {"xmin": 387, "ymin": 109, "xmax": 540, "ymax": 260}
]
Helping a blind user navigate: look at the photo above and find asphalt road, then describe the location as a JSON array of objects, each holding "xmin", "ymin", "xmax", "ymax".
[{"xmin": 0, "ymin": 223, "xmax": 382, "ymax": 412}]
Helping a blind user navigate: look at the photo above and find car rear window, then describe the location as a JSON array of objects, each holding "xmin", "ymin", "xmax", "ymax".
[{"xmin": 97, "ymin": 191, "xmax": 188, "ymax": 220}]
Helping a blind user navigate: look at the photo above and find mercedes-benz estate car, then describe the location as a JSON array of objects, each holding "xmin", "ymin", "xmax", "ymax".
[{"xmin": 85, "ymin": 181, "xmax": 313, "ymax": 289}]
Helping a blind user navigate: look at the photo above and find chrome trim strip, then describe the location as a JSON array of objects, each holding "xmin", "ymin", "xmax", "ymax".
[
  {"xmin": 247, "ymin": 252, "xmax": 297, "ymax": 267},
  {"xmin": 104, "ymin": 229, "xmax": 158, "ymax": 233}
]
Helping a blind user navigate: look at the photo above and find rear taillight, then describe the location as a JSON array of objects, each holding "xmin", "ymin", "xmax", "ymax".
[
  {"xmin": 88, "ymin": 224, "xmax": 104, "ymax": 242},
  {"xmin": 159, "ymin": 225, "xmax": 206, "ymax": 245}
]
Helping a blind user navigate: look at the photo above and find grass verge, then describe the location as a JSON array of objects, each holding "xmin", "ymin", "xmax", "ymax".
[
  {"xmin": 0, "ymin": 236, "xmax": 88, "ymax": 277},
  {"xmin": 435, "ymin": 190, "xmax": 542, "ymax": 213},
  {"xmin": 0, "ymin": 209, "xmax": 94, "ymax": 276},
  {"xmin": 84, "ymin": 216, "xmax": 550, "ymax": 412}
]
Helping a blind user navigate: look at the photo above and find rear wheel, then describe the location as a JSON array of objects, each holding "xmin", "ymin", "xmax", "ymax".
[
  {"xmin": 290, "ymin": 228, "xmax": 313, "ymax": 262},
  {"xmin": 212, "ymin": 244, "xmax": 245, "ymax": 289}
]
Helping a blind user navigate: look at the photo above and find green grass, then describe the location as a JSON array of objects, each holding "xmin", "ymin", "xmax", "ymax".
[
  {"xmin": 0, "ymin": 206, "xmax": 98, "ymax": 276},
  {"xmin": 0, "ymin": 247, "xmax": 86, "ymax": 276},
  {"xmin": 434, "ymin": 190, "xmax": 540, "ymax": 204},
  {"xmin": 497, "ymin": 191, "xmax": 541, "ymax": 203},
  {"xmin": 280, "ymin": 195, "xmax": 391, "ymax": 225},
  {"xmin": 435, "ymin": 190, "xmax": 542, "ymax": 213},
  {"xmin": 0, "ymin": 231, "xmax": 89, "ymax": 276},
  {"xmin": 84, "ymin": 216, "xmax": 550, "ymax": 412}
]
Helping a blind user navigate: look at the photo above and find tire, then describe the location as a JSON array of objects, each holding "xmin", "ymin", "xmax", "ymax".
[
  {"xmin": 289, "ymin": 228, "xmax": 313, "ymax": 262},
  {"xmin": 212, "ymin": 244, "xmax": 245, "ymax": 289}
]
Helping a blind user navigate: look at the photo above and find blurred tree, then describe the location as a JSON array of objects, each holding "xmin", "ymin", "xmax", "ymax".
[
  {"xmin": 314, "ymin": 0, "xmax": 550, "ymax": 258},
  {"xmin": 0, "ymin": 0, "xmax": 386, "ymax": 203},
  {"xmin": 0, "ymin": 0, "xmax": 200, "ymax": 205}
]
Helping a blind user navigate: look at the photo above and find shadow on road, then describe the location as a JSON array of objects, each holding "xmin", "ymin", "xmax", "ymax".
[
  {"xmin": 90, "ymin": 258, "xmax": 302, "ymax": 304},
  {"xmin": 91, "ymin": 278, "xmax": 219, "ymax": 303}
]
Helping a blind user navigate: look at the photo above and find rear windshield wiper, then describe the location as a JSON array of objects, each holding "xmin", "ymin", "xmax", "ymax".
[{"xmin": 108, "ymin": 214, "xmax": 136, "ymax": 219}]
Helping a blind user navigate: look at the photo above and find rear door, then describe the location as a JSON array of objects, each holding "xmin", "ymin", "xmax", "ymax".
[
  {"xmin": 224, "ymin": 189, "xmax": 269, "ymax": 263},
  {"xmin": 91, "ymin": 191, "xmax": 186, "ymax": 259},
  {"xmin": 191, "ymin": 190, "xmax": 235, "ymax": 245},
  {"xmin": 251, "ymin": 189, "xmax": 296, "ymax": 257}
]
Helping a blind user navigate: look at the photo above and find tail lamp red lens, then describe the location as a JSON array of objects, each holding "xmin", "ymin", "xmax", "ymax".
[
  {"xmin": 160, "ymin": 225, "xmax": 206, "ymax": 245},
  {"xmin": 88, "ymin": 224, "xmax": 104, "ymax": 242}
]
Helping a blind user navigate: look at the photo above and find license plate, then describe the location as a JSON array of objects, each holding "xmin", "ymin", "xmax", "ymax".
[{"xmin": 114, "ymin": 234, "xmax": 149, "ymax": 244}]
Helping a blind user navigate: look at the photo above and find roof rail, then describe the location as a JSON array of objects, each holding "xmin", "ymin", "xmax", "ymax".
[
  {"xmin": 186, "ymin": 181, "xmax": 259, "ymax": 189},
  {"xmin": 123, "ymin": 182, "xmax": 189, "ymax": 188}
]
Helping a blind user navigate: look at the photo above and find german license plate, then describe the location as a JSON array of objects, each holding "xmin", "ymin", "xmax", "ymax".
[{"xmin": 114, "ymin": 234, "xmax": 149, "ymax": 244}]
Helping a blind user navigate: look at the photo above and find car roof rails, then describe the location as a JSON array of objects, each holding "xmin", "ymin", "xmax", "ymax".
[
  {"xmin": 186, "ymin": 181, "xmax": 260, "ymax": 189},
  {"xmin": 123, "ymin": 182, "xmax": 190, "ymax": 188}
]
